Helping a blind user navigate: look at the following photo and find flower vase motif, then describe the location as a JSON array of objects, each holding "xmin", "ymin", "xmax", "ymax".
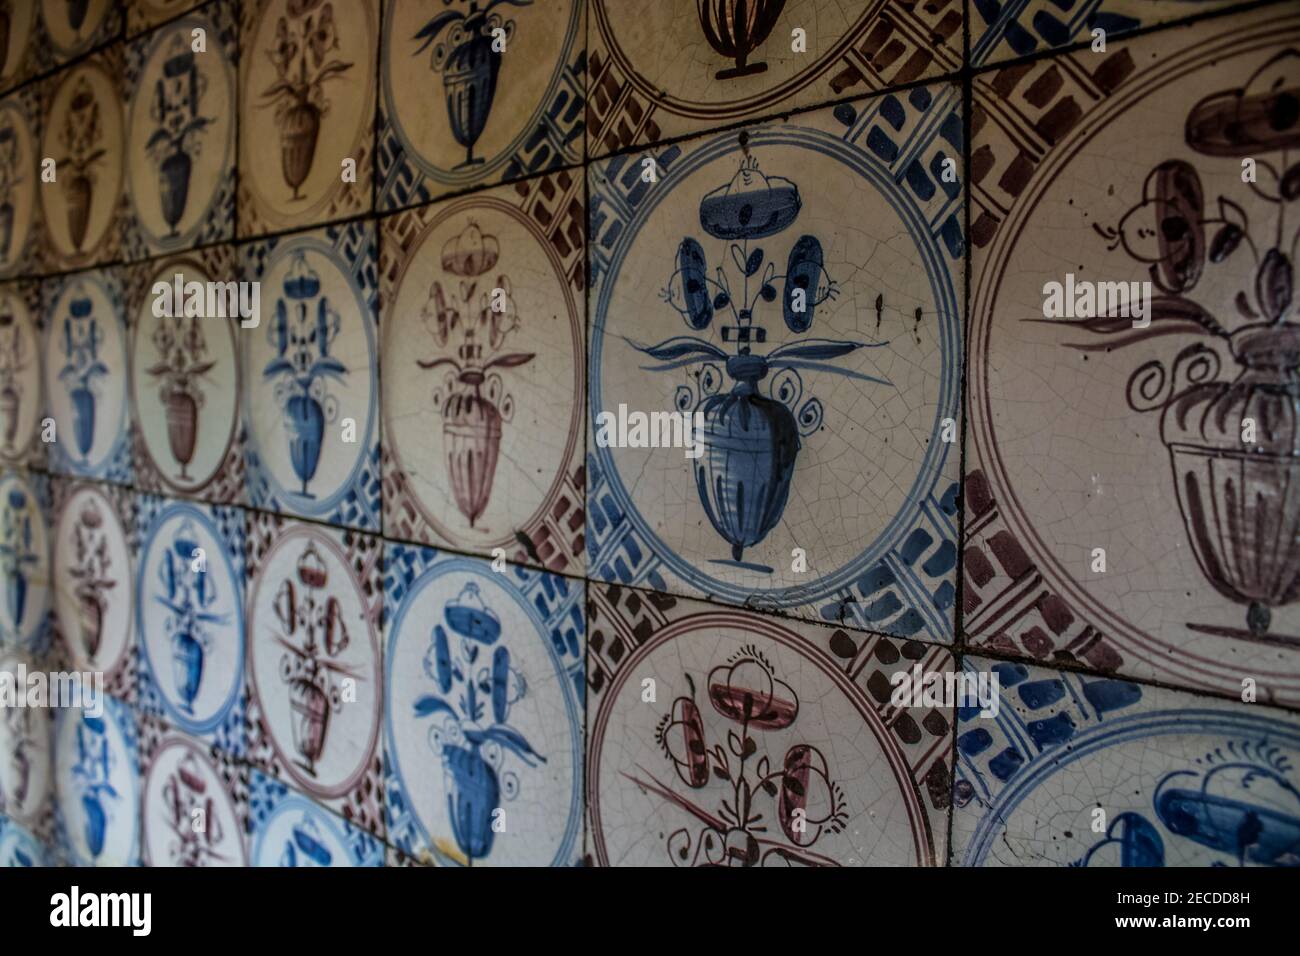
[
  {"xmin": 57, "ymin": 293, "xmax": 107, "ymax": 462},
  {"xmin": 58, "ymin": 79, "xmax": 105, "ymax": 252},
  {"xmin": 418, "ymin": 221, "xmax": 533, "ymax": 527},
  {"xmin": 273, "ymin": 541, "xmax": 357, "ymax": 777},
  {"xmin": 412, "ymin": 0, "xmax": 525, "ymax": 169},
  {"xmin": 631, "ymin": 647, "xmax": 847, "ymax": 866},
  {"xmin": 635, "ymin": 156, "xmax": 889, "ymax": 571},
  {"xmin": 65, "ymin": 498, "xmax": 114, "ymax": 661},
  {"xmin": 145, "ymin": 309, "xmax": 213, "ymax": 480},
  {"xmin": 145, "ymin": 36, "xmax": 212, "ymax": 239},
  {"xmin": 71, "ymin": 714, "xmax": 115, "ymax": 860},
  {"xmin": 1060, "ymin": 51, "xmax": 1300, "ymax": 643},
  {"xmin": 160, "ymin": 751, "xmax": 225, "ymax": 866},
  {"xmin": 0, "ymin": 124, "xmax": 21, "ymax": 260},
  {"xmin": 696, "ymin": 0, "xmax": 787, "ymax": 80},
  {"xmin": 0, "ymin": 305, "xmax": 28, "ymax": 452},
  {"xmin": 264, "ymin": 253, "xmax": 345, "ymax": 500},
  {"xmin": 1073, "ymin": 740, "xmax": 1300, "ymax": 867},
  {"xmin": 0, "ymin": 488, "xmax": 35, "ymax": 631},
  {"xmin": 260, "ymin": 0, "xmax": 352, "ymax": 200},
  {"xmin": 155, "ymin": 518, "xmax": 227, "ymax": 715},
  {"xmin": 412, "ymin": 582, "xmax": 545, "ymax": 863}
]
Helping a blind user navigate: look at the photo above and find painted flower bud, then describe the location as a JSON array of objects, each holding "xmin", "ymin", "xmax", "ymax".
[{"xmin": 1256, "ymin": 249, "xmax": 1293, "ymax": 323}]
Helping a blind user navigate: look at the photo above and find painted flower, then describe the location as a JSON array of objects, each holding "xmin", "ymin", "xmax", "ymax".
[{"xmin": 706, "ymin": 651, "xmax": 797, "ymax": 729}]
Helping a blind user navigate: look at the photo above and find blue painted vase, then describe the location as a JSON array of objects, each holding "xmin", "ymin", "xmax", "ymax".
[
  {"xmin": 158, "ymin": 149, "xmax": 192, "ymax": 239},
  {"xmin": 442, "ymin": 31, "xmax": 499, "ymax": 169},
  {"xmin": 6, "ymin": 566, "xmax": 25, "ymax": 627},
  {"xmin": 443, "ymin": 741, "xmax": 499, "ymax": 861},
  {"xmin": 285, "ymin": 393, "xmax": 324, "ymax": 498},
  {"xmin": 172, "ymin": 628, "xmax": 204, "ymax": 714},
  {"xmin": 70, "ymin": 384, "xmax": 95, "ymax": 457},
  {"xmin": 697, "ymin": 354, "xmax": 800, "ymax": 563},
  {"xmin": 82, "ymin": 792, "xmax": 105, "ymax": 857}
]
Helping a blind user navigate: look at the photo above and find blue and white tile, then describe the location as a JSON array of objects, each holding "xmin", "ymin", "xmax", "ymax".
[
  {"xmin": 42, "ymin": 269, "xmax": 132, "ymax": 485},
  {"xmin": 122, "ymin": 1, "xmax": 237, "ymax": 261},
  {"xmin": 0, "ymin": 468, "xmax": 52, "ymax": 655},
  {"xmin": 384, "ymin": 543, "xmax": 585, "ymax": 866},
  {"xmin": 587, "ymin": 88, "xmax": 964, "ymax": 641},
  {"xmin": 52, "ymin": 695, "xmax": 141, "ymax": 867},
  {"xmin": 134, "ymin": 494, "xmax": 246, "ymax": 757},
  {"xmin": 241, "ymin": 221, "xmax": 380, "ymax": 532},
  {"xmin": 247, "ymin": 770, "xmax": 383, "ymax": 867},
  {"xmin": 376, "ymin": 0, "xmax": 585, "ymax": 210},
  {"xmin": 0, "ymin": 87, "xmax": 43, "ymax": 280},
  {"xmin": 953, "ymin": 657, "xmax": 1300, "ymax": 867}
]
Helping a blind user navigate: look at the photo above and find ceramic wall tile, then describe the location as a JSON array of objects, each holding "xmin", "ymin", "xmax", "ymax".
[
  {"xmin": 238, "ymin": 0, "xmax": 377, "ymax": 237},
  {"xmin": 134, "ymin": 494, "xmax": 247, "ymax": 757},
  {"xmin": 51, "ymin": 695, "xmax": 140, "ymax": 866},
  {"xmin": 585, "ymin": 585, "xmax": 953, "ymax": 866},
  {"xmin": 244, "ymin": 513, "xmax": 385, "ymax": 838},
  {"xmin": 376, "ymin": 0, "xmax": 586, "ymax": 211},
  {"xmin": 587, "ymin": 89, "xmax": 963, "ymax": 640},
  {"xmin": 42, "ymin": 268, "xmax": 131, "ymax": 485},
  {"xmin": 48, "ymin": 477, "xmax": 136, "ymax": 702},
  {"xmin": 0, "ymin": 1, "xmax": 45, "ymax": 96},
  {"xmin": 127, "ymin": 0, "xmax": 207, "ymax": 39},
  {"xmin": 122, "ymin": 2, "xmax": 237, "ymax": 261},
  {"xmin": 952, "ymin": 655, "xmax": 1300, "ymax": 866},
  {"xmin": 588, "ymin": 0, "xmax": 962, "ymax": 159},
  {"xmin": 0, "ymin": 467, "xmax": 51, "ymax": 655},
  {"xmin": 0, "ymin": 86, "xmax": 43, "ymax": 280},
  {"xmin": 383, "ymin": 543, "xmax": 585, "ymax": 866},
  {"xmin": 137, "ymin": 718, "xmax": 250, "ymax": 866},
  {"xmin": 964, "ymin": 7, "xmax": 1300, "ymax": 707},
  {"xmin": 968, "ymin": 0, "xmax": 1260, "ymax": 69},
  {"xmin": 126, "ymin": 248, "xmax": 245, "ymax": 505},
  {"xmin": 241, "ymin": 221, "xmax": 380, "ymax": 532},
  {"xmin": 0, "ymin": 646, "xmax": 56, "ymax": 855},
  {"xmin": 38, "ymin": 0, "xmax": 122, "ymax": 66},
  {"xmin": 380, "ymin": 172, "xmax": 586, "ymax": 573},
  {"xmin": 246, "ymin": 769, "xmax": 384, "ymax": 867},
  {"xmin": 39, "ymin": 48, "xmax": 126, "ymax": 271},
  {"xmin": 0, "ymin": 280, "xmax": 46, "ymax": 471}
]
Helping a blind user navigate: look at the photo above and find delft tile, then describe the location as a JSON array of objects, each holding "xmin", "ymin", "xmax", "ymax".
[
  {"xmin": 0, "ymin": 281, "xmax": 46, "ymax": 471},
  {"xmin": 964, "ymin": 9, "xmax": 1300, "ymax": 706},
  {"xmin": 0, "ymin": 468, "xmax": 52, "ymax": 656},
  {"xmin": 968, "ymin": 0, "xmax": 1261, "ymax": 69},
  {"xmin": 52, "ymin": 695, "xmax": 141, "ymax": 866},
  {"xmin": 0, "ymin": 646, "xmax": 57, "ymax": 855},
  {"xmin": 137, "ymin": 717, "xmax": 250, "ymax": 866},
  {"xmin": 0, "ymin": 86, "xmax": 43, "ymax": 281},
  {"xmin": 134, "ymin": 494, "xmax": 247, "ymax": 757},
  {"xmin": 383, "ymin": 543, "xmax": 585, "ymax": 867},
  {"xmin": 237, "ymin": 0, "xmax": 377, "ymax": 237},
  {"xmin": 587, "ymin": 89, "xmax": 964, "ymax": 641},
  {"xmin": 376, "ymin": 0, "xmax": 586, "ymax": 212},
  {"xmin": 122, "ymin": 3, "xmax": 237, "ymax": 262},
  {"xmin": 952, "ymin": 656, "xmax": 1300, "ymax": 866},
  {"xmin": 0, "ymin": 813, "xmax": 50, "ymax": 865},
  {"xmin": 126, "ymin": 248, "xmax": 246, "ymax": 505},
  {"xmin": 587, "ymin": 0, "xmax": 963, "ymax": 159},
  {"xmin": 127, "ymin": 0, "xmax": 207, "ymax": 39},
  {"xmin": 0, "ymin": 1, "xmax": 46, "ymax": 95},
  {"xmin": 241, "ymin": 221, "xmax": 381, "ymax": 532},
  {"xmin": 245, "ymin": 512, "xmax": 385, "ymax": 839},
  {"xmin": 42, "ymin": 268, "xmax": 132, "ymax": 485},
  {"xmin": 47, "ymin": 477, "xmax": 136, "ymax": 702},
  {"xmin": 584, "ymin": 585, "xmax": 953, "ymax": 867},
  {"xmin": 246, "ymin": 770, "xmax": 384, "ymax": 867},
  {"xmin": 37, "ymin": 0, "xmax": 122, "ymax": 66},
  {"xmin": 39, "ymin": 49, "xmax": 126, "ymax": 270},
  {"xmin": 380, "ymin": 172, "xmax": 586, "ymax": 573}
]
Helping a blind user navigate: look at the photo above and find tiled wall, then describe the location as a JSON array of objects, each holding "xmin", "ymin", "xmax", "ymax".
[{"xmin": 1, "ymin": 0, "xmax": 1298, "ymax": 868}]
